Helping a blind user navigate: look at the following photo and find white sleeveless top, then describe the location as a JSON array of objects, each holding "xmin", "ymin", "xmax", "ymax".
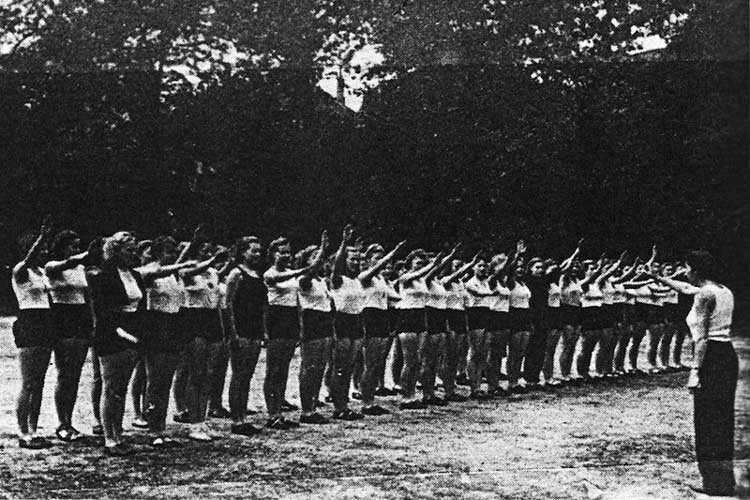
[
  {"xmin": 330, "ymin": 275, "xmax": 365, "ymax": 314},
  {"xmin": 264, "ymin": 268, "xmax": 299, "ymax": 308},
  {"xmin": 362, "ymin": 275, "xmax": 389, "ymax": 310},
  {"xmin": 443, "ymin": 280, "xmax": 466, "ymax": 311},
  {"xmin": 396, "ymin": 278, "xmax": 427, "ymax": 310},
  {"xmin": 509, "ymin": 282, "xmax": 531, "ymax": 309},
  {"xmin": 490, "ymin": 283, "xmax": 510, "ymax": 312},
  {"xmin": 12, "ymin": 267, "xmax": 50, "ymax": 310},
  {"xmin": 144, "ymin": 273, "xmax": 184, "ymax": 314},
  {"xmin": 547, "ymin": 282, "xmax": 562, "ymax": 308},
  {"xmin": 183, "ymin": 268, "xmax": 221, "ymax": 309},
  {"xmin": 426, "ymin": 279, "xmax": 447, "ymax": 309},
  {"xmin": 298, "ymin": 276, "xmax": 332, "ymax": 312},
  {"xmin": 601, "ymin": 280, "xmax": 616, "ymax": 306},
  {"xmin": 464, "ymin": 276, "xmax": 492, "ymax": 309},
  {"xmin": 612, "ymin": 283, "xmax": 628, "ymax": 304},
  {"xmin": 118, "ymin": 268, "xmax": 143, "ymax": 312},
  {"xmin": 46, "ymin": 264, "xmax": 88, "ymax": 305},
  {"xmin": 634, "ymin": 283, "xmax": 658, "ymax": 305},
  {"xmin": 686, "ymin": 284, "xmax": 733, "ymax": 342},
  {"xmin": 561, "ymin": 280, "xmax": 583, "ymax": 307},
  {"xmin": 664, "ymin": 289, "xmax": 679, "ymax": 305},
  {"xmin": 581, "ymin": 283, "xmax": 604, "ymax": 308}
]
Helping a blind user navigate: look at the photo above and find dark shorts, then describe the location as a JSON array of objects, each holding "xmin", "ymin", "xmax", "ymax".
[
  {"xmin": 301, "ymin": 309, "xmax": 333, "ymax": 341},
  {"xmin": 397, "ymin": 308, "xmax": 426, "ymax": 333},
  {"xmin": 544, "ymin": 307, "xmax": 561, "ymax": 331},
  {"xmin": 663, "ymin": 303, "xmax": 680, "ymax": 323},
  {"xmin": 560, "ymin": 305, "xmax": 581, "ymax": 327},
  {"xmin": 467, "ymin": 307, "xmax": 490, "ymax": 331},
  {"xmin": 334, "ymin": 312, "xmax": 364, "ymax": 340},
  {"xmin": 580, "ymin": 307, "xmax": 602, "ymax": 332},
  {"xmin": 509, "ymin": 308, "xmax": 532, "ymax": 333},
  {"xmin": 143, "ymin": 311, "xmax": 184, "ymax": 352},
  {"xmin": 181, "ymin": 308, "xmax": 223, "ymax": 343},
  {"xmin": 362, "ymin": 308, "xmax": 390, "ymax": 338},
  {"xmin": 488, "ymin": 311, "xmax": 510, "ymax": 331},
  {"xmin": 622, "ymin": 303, "xmax": 637, "ymax": 324},
  {"xmin": 266, "ymin": 305, "xmax": 300, "ymax": 340},
  {"xmin": 50, "ymin": 303, "xmax": 92, "ymax": 342},
  {"xmin": 446, "ymin": 309, "xmax": 467, "ymax": 335},
  {"xmin": 425, "ymin": 307, "xmax": 447, "ymax": 334},
  {"xmin": 645, "ymin": 305, "xmax": 664, "ymax": 326},
  {"xmin": 13, "ymin": 309, "xmax": 53, "ymax": 348}
]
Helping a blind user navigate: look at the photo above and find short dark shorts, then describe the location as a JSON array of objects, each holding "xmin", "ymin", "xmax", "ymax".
[
  {"xmin": 622, "ymin": 303, "xmax": 637, "ymax": 324},
  {"xmin": 266, "ymin": 305, "xmax": 301, "ymax": 340},
  {"xmin": 580, "ymin": 307, "xmax": 602, "ymax": 332},
  {"xmin": 143, "ymin": 311, "xmax": 184, "ymax": 352},
  {"xmin": 663, "ymin": 303, "xmax": 680, "ymax": 323},
  {"xmin": 301, "ymin": 309, "xmax": 333, "ymax": 341},
  {"xmin": 488, "ymin": 310, "xmax": 510, "ymax": 331},
  {"xmin": 13, "ymin": 309, "xmax": 53, "ymax": 348},
  {"xmin": 446, "ymin": 309, "xmax": 467, "ymax": 335},
  {"xmin": 425, "ymin": 307, "xmax": 447, "ymax": 334},
  {"xmin": 544, "ymin": 307, "xmax": 561, "ymax": 331},
  {"xmin": 645, "ymin": 305, "xmax": 664, "ymax": 326},
  {"xmin": 467, "ymin": 307, "xmax": 490, "ymax": 331},
  {"xmin": 362, "ymin": 308, "xmax": 390, "ymax": 338},
  {"xmin": 49, "ymin": 303, "xmax": 92, "ymax": 342},
  {"xmin": 560, "ymin": 305, "xmax": 581, "ymax": 327},
  {"xmin": 334, "ymin": 312, "xmax": 364, "ymax": 340},
  {"xmin": 397, "ymin": 308, "xmax": 426, "ymax": 333},
  {"xmin": 509, "ymin": 308, "xmax": 532, "ymax": 333},
  {"xmin": 181, "ymin": 308, "xmax": 223, "ymax": 343}
]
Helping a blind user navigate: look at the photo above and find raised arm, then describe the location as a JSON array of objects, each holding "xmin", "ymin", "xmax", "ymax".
[
  {"xmin": 140, "ymin": 260, "xmax": 198, "ymax": 281},
  {"xmin": 443, "ymin": 251, "xmax": 480, "ymax": 285},
  {"xmin": 647, "ymin": 270, "xmax": 700, "ymax": 295},
  {"xmin": 560, "ymin": 238, "xmax": 583, "ymax": 272},
  {"xmin": 425, "ymin": 244, "xmax": 460, "ymax": 282},
  {"xmin": 358, "ymin": 240, "xmax": 406, "ymax": 283},
  {"xmin": 595, "ymin": 251, "xmax": 626, "ymax": 287},
  {"xmin": 330, "ymin": 225, "xmax": 354, "ymax": 288},
  {"xmin": 45, "ymin": 240, "xmax": 95, "ymax": 275},
  {"xmin": 300, "ymin": 231, "xmax": 330, "ymax": 290},
  {"xmin": 644, "ymin": 245, "xmax": 657, "ymax": 272},
  {"xmin": 175, "ymin": 224, "xmax": 205, "ymax": 264},
  {"xmin": 13, "ymin": 220, "xmax": 52, "ymax": 283},
  {"xmin": 401, "ymin": 251, "xmax": 445, "ymax": 285},
  {"xmin": 611, "ymin": 256, "xmax": 641, "ymax": 284}
]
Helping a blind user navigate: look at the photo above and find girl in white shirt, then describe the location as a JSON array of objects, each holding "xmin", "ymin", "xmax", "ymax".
[{"xmin": 11, "ymin": 225, "xmax": 54, "ymax": 449}]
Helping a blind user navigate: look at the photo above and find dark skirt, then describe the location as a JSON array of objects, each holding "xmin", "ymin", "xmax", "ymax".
[
  {"xmin": 334, "ymin": 312, "xmax": 364, "ymax": 340},
  {"xmin": 425, "ymin": 307, "xmax": 447, "ymax": 334},
  {"xmin": 362, "ymin": 307, "xmax": 390, "ymax": 338},
  {"xmin": 50, "ymin": 303, "xmax": 93, "ymax": 342},
  {"xmin": 467, "ymin": 307, "xmax": 490, "ymax": 331},
  {"xmin": 446, "ymin": 309, "xmax": 467, "ymax": 335},
  {"xmin": 181, "ymin": 308, "xmax": 223, "ymax": 343},
  {"xmin": 13, "ymin": 309, "xmax": 53, "ymax": 349},
  {"xmin": 266, "ymin": 305, "xmax": 300, "ymax": 340},
  {"xmin": 694, "ymin": 340, "xmax": 738, "ymax": 493},
  {"xmin": 397, "ymin": 308, "xmax": 426, "ymax": 333},
  {"xmin": 302, "ymin": 309, "xmax": 333, "ymax": 341},
  {"xmin": 580, "ymin": 307, "xmax": 602, "ymax": 332}
]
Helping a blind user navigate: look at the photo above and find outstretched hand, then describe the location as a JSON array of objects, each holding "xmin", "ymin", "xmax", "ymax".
[
  {"xmin": 342, "ymin": 224, "xmax": 354, "ymax": 244},
  {"xmin": 320, "ymin": 230, "xmax": 329, "ymax": 252}
]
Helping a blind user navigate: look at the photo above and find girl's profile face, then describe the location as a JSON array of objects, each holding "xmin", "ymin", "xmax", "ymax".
[
  {"xmin": 244, "ymin": 243, "xmax": 262, "ymax": 266},
  {"xmin": 274, "ymin": 243, "xmax": 292, "ymax": 266},
  {"xmin": 346, "ymin": 249, "xmax": 362, "ymax": 274}
]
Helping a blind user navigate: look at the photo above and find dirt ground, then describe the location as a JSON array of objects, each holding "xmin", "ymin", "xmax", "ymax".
[{"xmin": 0, "ymin": 316, "xmax": 748, "ymax": 500}]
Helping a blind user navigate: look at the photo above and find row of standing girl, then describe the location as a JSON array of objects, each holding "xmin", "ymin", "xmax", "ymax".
[{"xmin": 10, "ymin": 223, "xmax": 692, "ymax": 454}]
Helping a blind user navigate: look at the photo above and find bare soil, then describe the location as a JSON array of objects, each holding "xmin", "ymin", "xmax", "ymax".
[{"xmin": 0, "ymin": 316, "xmax": 747, "ymax": 500}]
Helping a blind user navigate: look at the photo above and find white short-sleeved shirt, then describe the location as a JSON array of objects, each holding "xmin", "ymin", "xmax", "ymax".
[
  {"xmin": 12, "ymin": 267, "xmax": 50, "ymax": 310},
  {"xmin": 298, "ymin": 276, "xmax": 332, "ymax": 312},
  {"xmin": 46, "ymin": 264, "xmax": 88, "ymax": 305}
]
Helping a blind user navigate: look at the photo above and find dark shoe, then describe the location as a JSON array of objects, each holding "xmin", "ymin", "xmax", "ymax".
[
  {"xmin": 469, "ymin": 391, "xmax": 491, "ymax": 401},
  {"xmin": 508, "ymin": 385, "xmax": 528, "ymax": 395},
  {"xmin": 92, "ymin": 424, "xmax": 104, "ymax": 436},
  {"xmin": 246, "ymin": 408, "xmax": 259, "ymax": 415},
  {"xmin": 498, "ymin": 372, "xmax": 509, "ymax": 381},
  {"xmin": 455, "ymin": 374, "xmax": 470, "ymax": 386},
  {"xmin": 265, "ymin": 417, "xmax": 293, "ymax": 430},
  {"xmin": 173, "ymin": 410, "xmax": 191, "ymax": 423},
  {"xmin": 314, "ymin": 400, "xmax": 328, "ymax": 408},
  {"xmin": 361, "ymin": 405, "xmax": 391, "ymax": 416},
  {"xmin": 525, "ymin": 383, "xmax": 542, "ymax": 392},
  {"xmin": 688, "ymin": 484, "xmax": 735, "ymax": 496},
  {"xmin": 208, "ymin": 407, "xmax": 232, "ymax": 419},
  {"xmin": 20, "ymin": 437, "xmax": 52, "ymax": 449},
  {"xmin": 280, "ymin": 401, "xmax": 299, "ymax": 412},
  {"xmin": 492, "ymin": 387, "xmax": 509, "ymax": 397},
  {"xmin": 422, "ymin": 396, "xmax": 448, "ymax": 407},
  {"xmin": 351, "ymin": 391, "xmax": 362, "ymax": 400},
  {"xmin": 445, "ymin": 393, "xmax": 468, "ymax": 402},
  {"xmin": 324, "ymin": 395, "xmax": 334, "ymax": 403},
  {"xmin": 67, "ymin": 426, "xmax": 83, "ymax": 441},
  {"xmin": 399, "ymin": 400, "xmax": 427, "ymax": 410},
  {"xmin": 299, "ymin": 413, "xmax": 330, "ymax": 424},
  {"xmin": 374, "ymin": 387, "xmax": 393, "ymax": 397},
  {"xmin": 332, "ymin": 409, "xmax": 365, "ymax": 421},
  {"xmin": 231, "ymin": 422, "xmax": 262, "ymax": 435},
  {"xmin": 280, "ymin": 417, "xmax": 300, "ymax": 428}
]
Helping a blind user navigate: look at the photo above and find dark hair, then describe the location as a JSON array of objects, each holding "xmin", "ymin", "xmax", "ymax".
[
  {"xmin": 267, "ymin": 236, "xmax": 290, "ymax": 263},
  {"xmin": 235, "ymin": 236, "xmax": 262, "ymax": 265},
  {"xmin": 685, "ymin": 250, "xmax": 722, "ymax": 282},
  {"xmin": 50, "ymin": 230, "xmax": 80, "ymax": 260},
  {"xmin": 526, "ymin": 257, "xmax": 544, "ymax": 274},
  {"xmin": 405, "ymin": 249, "xmax": 425, "ymax": 265},
  {"xmin": 84, "ymin": 237, "xmax": 106, "ymax": 267},
  {"xmin": 150, "ymin": 236, "xmax": 177, "ymax": 258},
  {"xmin": 182, "ymin": 235, "xmax": 211, "ymax": 261},
  {"xmin": 364, "ymin": 243, "xmax": 384, "ymax": 260}
]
